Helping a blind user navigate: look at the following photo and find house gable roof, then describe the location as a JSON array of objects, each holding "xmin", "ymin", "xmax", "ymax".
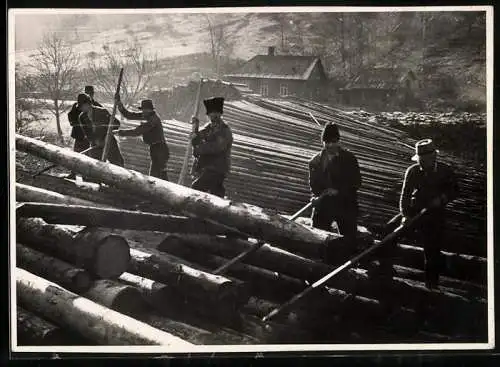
[{"xmin": 225, "ymin": 55, "xmax": 322, "ymax": 80}]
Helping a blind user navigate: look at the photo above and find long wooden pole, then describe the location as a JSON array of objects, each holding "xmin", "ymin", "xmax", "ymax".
[
  {"xmin": 262, "ymin": 208, "xmax": 429, "ymax": 322},
  {"xmin": 213, "ymin": 200, "xmax": 315, "ymax": 275},
  {"xmin": 178, "ymin": 78, "xmax": 204, "ymax": 186},
  {"xmin": 101, "ymin": 68, "xmax": 124, "ymax": 162}
]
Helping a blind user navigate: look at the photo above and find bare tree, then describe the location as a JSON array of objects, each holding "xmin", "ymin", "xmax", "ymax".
[
  {"xmin": 205, "ymin": 15, "xmax": 234, "ymax": 78},
  {"xmin": 84, "ymin": 37, "xmax": 160, "ymax": 107},
  {"xmin": 15, "ymin": 63, "xmax": 44, "ymax": 133},
  {"xmin": 30, "ymin": 32, "xmax": 80, "ymax": 142}
]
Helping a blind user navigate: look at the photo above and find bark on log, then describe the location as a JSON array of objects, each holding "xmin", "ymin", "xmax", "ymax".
[
  {"xmin": 83, "ymin": 279, "xmax": 146, "ymax": 317},
  {"xmin": 17, "ymin": 202, "xmax": 242, "ymax": 236},
  {"xmin": 17, "ymin": 268, "xmax": 193, "ymax": 346},
  {"xmin": 157, "ymin": 233, "xmax": 486, "ymax": 325},
  {"xmin": 16, "ymin": 306, "xmax": 71, "ymax": 345},
  {"xmin": 16, "ymin": 183, "xmax": 99, "ymax": 206},
  {"xmin": 17, "ymin": 218, "xmax": 130, "ymax": 279},
  {"xmin": 128, "ymin": 244, "xmax": 249, "ymax": 310},
  {"xmin": 158, "ymin": 235, "xmax": 307, "ymax": 302},
  {"xmin": 16, "ymin": 243, "xmax": 92, "ymax": 294},
  {"xmin": 16, "ymin": 134, "xmax": 343, "ymax": 259}
]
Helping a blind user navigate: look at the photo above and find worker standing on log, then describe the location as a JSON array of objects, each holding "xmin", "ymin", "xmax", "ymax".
[
  {"xmin": 399, "ymin": 139, "xmax": 458, "ymax": 289},
  {"xmin": 113, "ymin": 94, "xmax": 170, "ymax": 181},
  {"xmin": 308, "ymin": 123, "xmax": 361, "ymax": 247},
  {"xmin": 77, "ymin": 93, "xmax": 125, "ymax": 167},
  {"xmin": 66, "ymin": 86, "xmax": 103, "ymax": 179},
  {"xmin": 190, "ymin": 97, "xmax": 233, "ymax": 197}
]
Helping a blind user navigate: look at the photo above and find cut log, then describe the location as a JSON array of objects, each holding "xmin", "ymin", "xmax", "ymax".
[
  {"xmin": 16, "ymin": 183, "xmax": 99, "ymax": 206},
  {"xmin": 83, "ymin": 279, "xmax": 146, "ymax": 317},
  {"xmin": 157, "ymin": 233, "xmax": 486, "ymax": 332},
  {"xmin": 16, "ymin": 268, "xmax": 193, "ymax": 346},
  {"xmin": 16, "ymin": 306, "xmax": 71, "ymax": 345},
  {"xmin": 158, "ymin": 235, "xmax": 307, "ymax": 302},
  {"xmin": 16, "ymin": 134, "xmax": 343, "ymax": 259},
  {"xmin": 17, "ymin": 218, "xmax": 130, "ymax": 279},
  {"xmin": 16, "ymin": 243, "xmax": 92, "ymax": 294},
  {"xmin": 128, "ymin": 243, "xmax": 249, "ymax": 310},
  {"xmin": 17, "ymin": 202, "xmax": 242, "ymax": 236}
]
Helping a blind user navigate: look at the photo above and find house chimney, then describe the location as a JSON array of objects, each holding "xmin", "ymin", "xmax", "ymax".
[{"xmin": 268, "ymin": 46, "xmax": 276, "ymax": 56}]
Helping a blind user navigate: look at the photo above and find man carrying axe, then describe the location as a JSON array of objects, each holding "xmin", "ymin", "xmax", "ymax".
[
  {"xmin": 308, "ymin": 123, "xmax": 362, "ymax": 249},
  {"xmin": 190, "ymin": 97, "xmax": 233, "ymax": 198},
  {"xmin": 77, "ymin": 93, "xmax": 125, "ymax": 167},
  {"xmin": 398, "ymin": 139, "xmax": 458, "ymax": 289},
  {"xmin": 113, "ymin": 95, "xmax": 169, "ymax": 181}
]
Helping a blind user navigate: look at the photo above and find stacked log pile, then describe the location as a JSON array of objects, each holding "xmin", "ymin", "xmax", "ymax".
[
  {"xmin": 115, "ymin": 95, "xmax": 486, "ymax": 259},
  {"xmin": 15, "ymin": 134, "xmax": 488, "ymax": 346}
]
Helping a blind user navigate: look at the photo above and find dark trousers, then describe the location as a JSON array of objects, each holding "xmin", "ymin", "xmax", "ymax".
[
  {"xmin": 149, "ymin": 143, "xmax": 169, "ymax": 181},
  {"xmin": 88, "ymin": 136, "xmax": 125, "ymax": 167},
  {"xmin": 311, "ymin": 195, "xmax": 357, "ymax": 244},
  {"xmin": 74, "ymin": 139, "xmax": 90, "ymax": 153},
  {"xmin": 418, "ymin": 216, "xmax": 445, "ymax": 287},
  {"xmin": 192, "ymin": 169, "xmax": 226, "ymax": 197}
]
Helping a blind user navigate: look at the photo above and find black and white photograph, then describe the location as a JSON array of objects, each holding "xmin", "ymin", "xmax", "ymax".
[{"xmin": 8, "ymin": 6, "xmax": 493, "ymax": 354}]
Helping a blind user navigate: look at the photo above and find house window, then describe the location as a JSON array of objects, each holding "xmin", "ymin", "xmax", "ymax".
[
  {"xmin": 279, "ymin": 83, "xmax": 288, "ymax": 97},
  {"xmin": 260, "ymin": 81, "xmax": 268, "ymax": 97}
]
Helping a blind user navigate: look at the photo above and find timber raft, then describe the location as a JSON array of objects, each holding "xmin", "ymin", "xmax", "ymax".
[{"xmin": 14, "ymin": 95, "xmax": 487, "ymax": 346}]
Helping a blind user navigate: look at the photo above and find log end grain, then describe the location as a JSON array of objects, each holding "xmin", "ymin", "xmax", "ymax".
[{"xmin": 92, "ymin": 235, "xmax": 131, "ymax": 279}]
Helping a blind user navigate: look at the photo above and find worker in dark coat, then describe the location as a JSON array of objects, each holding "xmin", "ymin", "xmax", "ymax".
[
  {"xmin": 308, "ymin": 123, "xmax": 362, "ymax": 246},
  {"xmin": 190, "ymin": 97, "xmax": 233, "ymax": 197},
  {"xmin": 66, "ymin": 86, "xmax": 103, "ymax": 178},
  {"xmin": 113, "ymin": 95, "xmax": 169, "ymax": 181},
  {"xmin": 77, "ymin": 93, "xmax": 124, "ymax": 167},
  {"xmin": 399, "ymin": 139, "xmax": 458, "ymax": 289}
]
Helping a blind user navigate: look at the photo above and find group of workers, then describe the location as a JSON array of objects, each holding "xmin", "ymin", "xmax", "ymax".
[{"xmin": 67, "ymin": 85, "xmax": 458, "ymax": 290}]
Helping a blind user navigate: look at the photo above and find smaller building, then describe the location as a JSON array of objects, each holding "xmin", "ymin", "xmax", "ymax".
[
  {"xmin": 224, "ymin": 47, "xmax": 329, "ymax": 101},
  {"xmin": 340, "ymin": 67, "xmax": 420, "ymax": 110}
]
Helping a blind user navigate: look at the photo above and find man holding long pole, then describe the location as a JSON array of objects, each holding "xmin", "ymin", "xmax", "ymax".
[
  {"xmin": 190, "ymin": 97, "xmax": 233, "ymax": 198},
  {"xmin": 113, "ymin": 95, "xmax": 169, "ymax": 181},
  {"xmin": 308, "ymin": 123, "xmax": 362, "ymax": 252},
  {"xmin": 77, "ymin": 93, "xmax": 124, "ymax": 168},
  {"xmin": 398, "ymin": 139, "xmax": 458, "ymax": 289}
]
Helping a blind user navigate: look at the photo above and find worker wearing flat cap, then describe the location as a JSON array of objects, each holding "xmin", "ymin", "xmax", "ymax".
[
  {"xmin": 309, "ymin": 123, "xmax": 362, "ymax": 248},
  {"xmin": 77, "ymin": 93, "xmax": 125, "ymax": 167},
  {"xmin": 399, "ymin": 138, "xmax": 458, "ymax": 289},
  {"xmin": 190, "ymin": 97, "xmax": 233, "ymax": 197},
  {"xmin": 66, "ymin": 86, "xmax": 104, "ymax": 178},
  {"xmin": 113, "ymin": 94, "xmax": 169, "ymax": 181}
]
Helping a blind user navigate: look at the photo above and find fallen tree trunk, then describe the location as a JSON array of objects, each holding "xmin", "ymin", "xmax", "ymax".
[
  {"xmin": 83, "ymin": 279, "xmax": 146, "ymax": 317},
  {"xmin": 16, "ymin": 243, "xmax": 93, "ymax": 294},
  {"xmin": 16, "ymin": 306, "xmax": 76, "ymax": 346},
  {"xmin": 17, "ymin": 202, "xmax": 242, "ymax": 236},
  {"xmin": 16, "ymin": 167, "xmax": 161, "ymax": 212},
  {"xmin": 16, "ymin": 183, "xmax": 99, "ymax": 207},
  {"xmin": 16, "ymin": 134, "xmax": 343, "ymax": 259},
  {"xmin": 17, "ymin": 218, "xmax": 130, "ymax": 279},
  {"xmin": 16, "ymin": 268, "xmax": 193, "ymax": 346},
  {"xmin": 158, "ymin": 236, "xmax": 307, "ymax": 302},
  {"xmin": 128, "ymin": 244, "xmax": 249, "ymax": 310}
]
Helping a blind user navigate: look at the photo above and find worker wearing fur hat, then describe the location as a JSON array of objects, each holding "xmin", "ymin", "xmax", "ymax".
[
  {"xmin": 309, "ymin": 123, "xmax": 362, "ymax": 248},
  {"xmin": 77, "ymin": 93, "xmax": 125, "ymax": 167},
  {"xmin": 66, "ymin": 87, "xmax": 103, "ymax": 179},
  {"xmin": 399, "ymin": 138, "xmax": 458, "ymax": 289},
  {"xmin": 190, "ymin": 97, "xmax": 233, "ymax": 197},
  {"xmin": 113, "ymin": 94, "xmax": 170, "ymax": 181}
]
